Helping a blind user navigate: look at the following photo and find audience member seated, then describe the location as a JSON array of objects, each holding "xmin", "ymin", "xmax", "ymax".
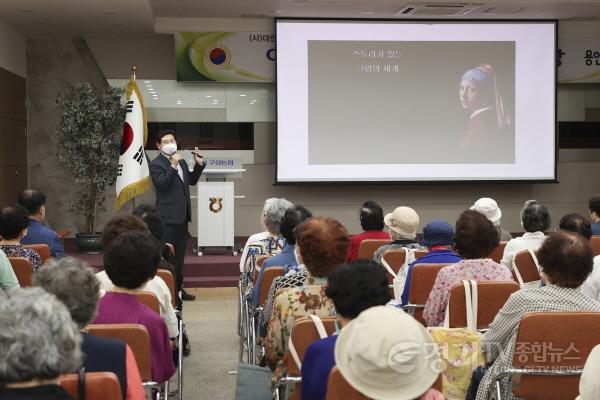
[
  {"xmin": 334, "ymin": 306, "xmax": 444, "ymax": 400},
  {"xmin": 239, "ymin": 197, "xmax": 293, "ymax": 273},
  {"xmin": 372, "ymin": 206, "xmax": 424, "ymax": 264},
  {"xmin": 470, "ymin": 197, "xmax": 513, "ymax": 241},
  {"xmin": 18, "ymin": 189, "xmax": 65, "ymax": 258},
  {"xmin": 589, "ymin": 194, "xmax": 600, "ymax": 236},
  {"xmin": 558, "ymin": 213, "xmax": 600, "ymax": 302},
  {"xmin": 475, "ymin": 231, "xmax": 600, "ymax": 399},
  {"xmin": 347, "ymin": 201, "xmax": 390, "ymax": 262},
  {"xmin": 93, "ymin": 231, "xmax": 175, "ymax": 384},
  {"xmin": 0, "ymin": 287, "xmax": 82, "ymax": 400},
  {"xmin": 578, "ymin": 344, "xmax": 600, "ymax": 400},
  {"xmin": 399, "ymin": 220, "xmax": 462, "ymax": 306},
  {"xmin": 0, "ymin": 205, "xmax": 42, "ymax": 271},
  {"xmin": 132, "ymin": 204, "xmax": 175, "ymax": 275},
  {"xmin": 96, "ymin": 215, "xmax": 178, "ymax": 339},
  {"xmin": 252, "ymin": 205, "xmax": 312, "ymax": 306},
  {"xmin": 0, "ymin": 249, "xmax": 19, "ymax": 290},
  {"xmin": 423, "ymin": 210, "xmax": 512, "ymax": 326},
  {"xmin": 500, "ymin": 199, "xmax": 550, "ymax": 269},
  {"xmin": 301, "ymin": 260, "xmax": 391, "ymax": 400},
  {"xmin": 265, "ymin": 217, "xmax": 350, "ymax": 369},
  {"xmin": 34, "ymin": 257, "xmax": 145, "ymax": 400}
]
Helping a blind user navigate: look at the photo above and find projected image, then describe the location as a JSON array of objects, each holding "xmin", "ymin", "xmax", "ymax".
[
  {"xmin": 307, "ymin": 41, "xmax": 515, "ymax": 165},
  {"xmin": 459, "ymin": 64, "xmax": 511, "ymax": 148}
]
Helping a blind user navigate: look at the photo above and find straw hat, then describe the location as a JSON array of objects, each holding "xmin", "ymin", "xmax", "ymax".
[
  {"xmin": 470, "ymin": 197, "xmax": 502, "ymax": 224},
  {"xmin": 384, "ymin": 207, "xmax": 419, "ymax": 239},
  {"xmin": 334, "ymin": 306, "xmax": 440, "ymax": 400}
]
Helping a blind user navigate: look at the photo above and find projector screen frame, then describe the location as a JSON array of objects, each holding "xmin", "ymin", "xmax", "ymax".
[{"xmin": 274, "ymin": 17, "xmax": 558, "ymax": 185}]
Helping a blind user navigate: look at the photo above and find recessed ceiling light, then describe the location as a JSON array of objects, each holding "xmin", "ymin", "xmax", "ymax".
[
  {"xmin": 144, "ymin": 80, "xmax": 151, "ymax": 83},
  {"xmin": 239, "ymin": 94, "xmax": 246, "ymax": 97},
  {"xmin": 360, "ymin": 11, "xmax": 375, "ymax": 15},
  {"xmin": 153, "ymin": 97, "xmax": 159, "ymax": 100},
  {"xmin": 205, "ymin": 95, "xmax": 212, "ymax": 98},
  {"xmin": 275, "ymin": 10, "xmax": 283, "ymax": 14},
  {"xmin": 146, "ymin": 84, "xmax": 152, "ymax": 87}
]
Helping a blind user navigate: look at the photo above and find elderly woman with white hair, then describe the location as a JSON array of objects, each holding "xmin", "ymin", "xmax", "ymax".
[
  {"xmin": 238, "ymin": 197, "xmax": 294, "ymax": 274},
  {"xmin": 0, "ymin": 287, "xmax": 81, "ymax": 400}
]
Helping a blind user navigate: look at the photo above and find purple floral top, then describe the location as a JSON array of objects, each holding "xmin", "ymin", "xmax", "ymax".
[
  {"xmin": 0, "ymin": 244, "xmax": 42, "ymax": 271},
  {"xmin": 423, "ymin": 259, "xmax": 513, "ymax": 327}
]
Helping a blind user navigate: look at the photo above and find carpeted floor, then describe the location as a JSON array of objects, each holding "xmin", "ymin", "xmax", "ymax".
[{"xmin": 181, "ymin": 287, "xmax": 239, "ymax": 399}]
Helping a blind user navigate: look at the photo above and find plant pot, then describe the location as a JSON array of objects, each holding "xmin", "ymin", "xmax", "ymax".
[{"xmin": 75, "ymin": 232, "xmax": 102, "ymax": 254}]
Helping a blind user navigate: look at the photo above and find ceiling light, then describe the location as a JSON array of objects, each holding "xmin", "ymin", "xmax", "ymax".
[
  {"xmin": 240, "ymin": 94, "xmax": 246, "ymax": 97},
  {"xmin": 205, "ymin": 95, "xmax": 212, "ymax": 98},
  {"xmin": 360, "ymin": 11, "xmax": 375, "ymax": 15},
  {"xmin": 144, "ymin": 80, "xmax": 151, "ymax": 83},
  {"xmin": 146, "ymin": 84, "xmax": 152, "ymax": 87},
  {"xmin": 275, "ymin": 10, "xmax": 283, "ymax": 14}
]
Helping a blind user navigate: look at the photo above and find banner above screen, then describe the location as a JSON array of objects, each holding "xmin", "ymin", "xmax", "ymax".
[
  {"xmin": 276, "ymin": 19, "xmax": 557, "ymax": 183},
  {"xmin": 558, "ymin": 35, "xmax": 600, "ymax": 83},
  {"xmin": 174, "ymin": 32, "xmax": 275, "ymax": 82}
]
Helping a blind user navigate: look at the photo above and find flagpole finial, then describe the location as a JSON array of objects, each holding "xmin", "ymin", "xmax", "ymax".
[{"xmin": 131, "ymin": 65, "xmax": 137, "ymax": 81}]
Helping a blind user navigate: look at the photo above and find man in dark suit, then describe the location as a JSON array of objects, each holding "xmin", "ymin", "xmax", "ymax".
[{"xmin": 149, "ymin": 129, "xmax": 205, "ymax": 301}]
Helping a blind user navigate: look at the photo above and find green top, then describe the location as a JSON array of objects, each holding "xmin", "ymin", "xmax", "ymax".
[{"xmin": 0, "ymin": 249, "xmax": 20, "ymax": 290}]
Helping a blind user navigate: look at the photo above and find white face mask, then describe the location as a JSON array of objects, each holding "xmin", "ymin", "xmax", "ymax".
[{"xmin": 161, "ymin": 143, "xmax": 177, "ymax": 155}]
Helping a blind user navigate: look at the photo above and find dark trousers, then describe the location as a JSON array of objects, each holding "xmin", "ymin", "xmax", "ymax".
[{"xmin": 163, "ymin": 222, "xmax": 189, "ymax": 292}]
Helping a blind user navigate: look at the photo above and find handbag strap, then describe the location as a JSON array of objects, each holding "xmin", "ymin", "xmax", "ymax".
[
  {"xmin": 512, "ymin": 258, "xmax": 525, "ymax": 286},
  {"xmin": 380, "ymin": 256, "xmax": 397, "ymax": 278},
  {"xmin": 443, "ymin": 280, "xmax": 478, "ymax": 330},
  {"xmin": 528, "ymin": 249, "xmax": 541, "ymax": 272},
  {"xmin": 288, "ymin": 315, "xmax": 329, "ymax": 370},
  {"xmin": 77, "ymin": 366, "xmax": 86, "ymax": 400}
]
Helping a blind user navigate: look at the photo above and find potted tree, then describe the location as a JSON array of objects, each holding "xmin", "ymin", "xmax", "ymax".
[{"xmin": 56, "ymin": 83, "xmax": 126, "ymax": 253}]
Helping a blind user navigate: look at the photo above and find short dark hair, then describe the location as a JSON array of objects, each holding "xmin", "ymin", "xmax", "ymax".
[
  {"xmin": 101, "ymin": 215, "xmax": 149, "ymax": 249},
  {"xmin": 325, "ymin": 260, "xmax": 391, "ymax": 319},
  {"xmin": 132, "ymin": 204, "xmax": 165, "ymax": 242},
  {"xmin": 589, "ymin": 195, "xmax": 600, "ymax": 216},
  {"xmin": 538, "ymin": 231, "xmax": 593, "ymax": 288},
  {"xmin": 521, "ymin": 200, "xmax": 551, "ymax": 232},
  {"xmin": 296, "ymin": 217, "xmax": 350, "ymax": 278},
  {"xmin": 0, "ymin": 205, "xmax": 30, "ymax": 240},
  {"xmin": 454, "ymin": 210, "xmax": 500, "ymax": 259},
  {"xmin": 280, "ymin": 206, "xmax": 313, "ymax": 245},
  {"xmin": 17, "ymin": 189, "xmax": 46, "ymax": 215},
  {"xmin": 103, "ymin": 231, "xmax": 160, "ymax": 289},
  {"xmin": 155, "ymin": 129, "xmax": 176, "ymax": 145},
  {"xmin": 559, "ymin": 213, "xmax": 592, "ymax": 240},
  {"xmin": 360, "ymin": 201, "xmax": 384, "ymax": 231}
]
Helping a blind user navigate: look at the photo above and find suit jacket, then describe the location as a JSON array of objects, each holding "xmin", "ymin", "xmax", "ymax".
[{"xmin": 149, "ymin": 154, "xmax": 204, "ymax": 224}]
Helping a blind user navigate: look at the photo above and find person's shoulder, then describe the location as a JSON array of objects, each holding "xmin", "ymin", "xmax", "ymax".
[
  {"xmin": 82, "ymin": 332, "xmax": 125, "ymax": 353},
  {"xmin": 306, "ymin": 335, "xmax": 337, "ymax": 355}
]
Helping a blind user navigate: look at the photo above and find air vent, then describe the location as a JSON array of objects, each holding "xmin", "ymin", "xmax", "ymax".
[
  {"xmin": 396, "ymin": 3, "xmax": 482, "ymax": 16},
  {"xmin": 478, "ymin": 6, "xmax": 526, "ymax": 15}
]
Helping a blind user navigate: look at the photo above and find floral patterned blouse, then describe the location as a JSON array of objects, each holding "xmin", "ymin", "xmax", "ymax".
[
  {"xmin": 265, "ymin": 275, "xmax": 336, "ymax": 369},
  {"xmin": 0, "ymin": 244, "xmax": 42, "ymax": 271},
  {"xmin": 423, "ymin": 258, "xmax": 513, "ymax": 327}
]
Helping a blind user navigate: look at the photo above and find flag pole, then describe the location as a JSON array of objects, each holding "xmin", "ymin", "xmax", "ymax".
[{"xmin": 131, "ymin": 64, "xmax": 137, "ymax": 211}]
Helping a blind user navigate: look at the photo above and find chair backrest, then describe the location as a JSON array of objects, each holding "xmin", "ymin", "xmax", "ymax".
[
  {"xmin": 60, "ymin": 371, "xmax": 123, "ymax": 400},
  {"xmin": 256, "ymin": 255, "xmax": 270, "ymax": 268},
  {"xmin": 285, "ymin": 316, "xmax": 338, "ymax": 376},
  {"xmin": 8, "ymin": 257, "xmax": 32, "ymax": 287},
  {"xmin": 447, "ymin": 281, "xmax": 520, "ymax": 329},
  {"xmin": 326, "ymin": 367, "xmax": 370, "ymax": 400},
  {"xmin": 591, "ymin": 236, "xmax": 600, "ymax": 256},
  {"xmin": 134, "ymin": 291, "xmax": 160, "ymax": 314},
  {"xmin": 510, "ymin": 312, "xmax": 600, "ymax": 400},
  {"xmin": 406, "ymin": 263, "xmax": 450, "ymax": 325},
  {"xmin": 165, "ymin": 242, "xmax": 175, "ymax": 257},
  {"xmin": 488, "ymin": 241, "xmax": 508, "ymax": 263},
  {"xmin": 357, "ymin": 239, "xmax": 391, "ymax": 260},
  {"xmin": 156, "ymin": 269, "xmax": 177, "ymax": 308},
  {"xmin": 23, "ymin": 243, "xmax": 51, "ymax": 264},
  {"xmin": 258, "ymin": 266, "xmax": 284, "ymax": 306},
  {"xmin": 512, "ymin": 250, "xmax": 540, "ymax": 283},
  {"xmin": 86, "ymin": 324, "xmax": 152, "ymax": 382}
]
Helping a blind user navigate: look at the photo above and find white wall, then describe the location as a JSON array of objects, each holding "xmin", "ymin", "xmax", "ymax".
[{"xmin": 0, "ymin": 19, "xmax": 25, "ymax": 77}]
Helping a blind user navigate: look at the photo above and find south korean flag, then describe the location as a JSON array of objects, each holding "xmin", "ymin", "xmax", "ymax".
[{"xmin": 115, "ymin": 78, "xmax": 150, "ymax": 209}]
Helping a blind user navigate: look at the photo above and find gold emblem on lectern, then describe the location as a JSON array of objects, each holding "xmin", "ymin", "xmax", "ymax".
[{"xmin": 209, "ymin": 197, "xmax": 223, "ymax": 213}]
